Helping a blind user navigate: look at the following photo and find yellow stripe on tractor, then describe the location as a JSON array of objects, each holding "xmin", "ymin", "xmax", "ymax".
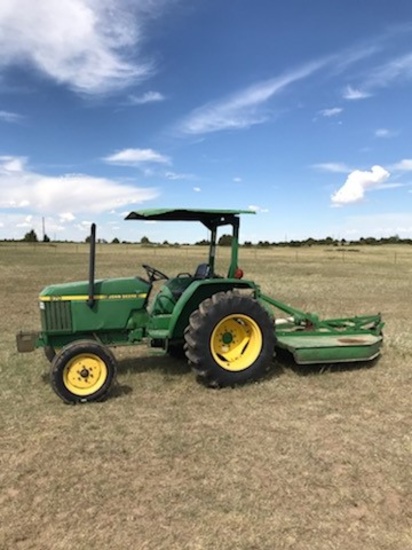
[{"xmin": 40, "ymin": 293, "xmax": 148, "ymax": 302}]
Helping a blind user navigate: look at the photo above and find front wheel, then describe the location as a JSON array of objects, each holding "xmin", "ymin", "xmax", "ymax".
[
  {"xmin": 184, "ymin": 291, "xmax": 275, "ymax": 387},
  {"xmin": 50, "ymin": 340, "xmax": 117, "ymax": 404}
]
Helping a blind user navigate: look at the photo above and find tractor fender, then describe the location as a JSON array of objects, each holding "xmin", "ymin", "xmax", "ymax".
[{"xmin": 168, "ymin": 279, "xmax": 258, "ymax": 341}]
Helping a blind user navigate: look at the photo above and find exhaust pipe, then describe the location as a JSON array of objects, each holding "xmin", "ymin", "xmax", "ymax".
[{"xmin": 87, "ymin": 223, "xmax": 96, "ymax": 308}]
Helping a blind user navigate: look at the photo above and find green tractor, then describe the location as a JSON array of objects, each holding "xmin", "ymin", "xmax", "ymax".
[{"xmin": 16, "ymin": 209, "xmax": 384, "ymax": 404}]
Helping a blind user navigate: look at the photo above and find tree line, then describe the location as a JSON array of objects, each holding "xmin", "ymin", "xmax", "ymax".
[
  {"xmin": 196, "ymin": 234, "xmax": 412, "ymax": 247},
  {"xmin": 6, "ymin": 230, "xmax": 412, "ymax": 247}
]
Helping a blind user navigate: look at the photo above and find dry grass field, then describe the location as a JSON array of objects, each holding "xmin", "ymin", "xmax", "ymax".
[{"xmin": 1, "ymin": 242, "xmax": 411, "ymax": 550}]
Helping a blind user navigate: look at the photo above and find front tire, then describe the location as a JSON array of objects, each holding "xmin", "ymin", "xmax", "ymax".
[
  {"xmin": 50, "ymin": 340, "xmax": 117, "ymax": 404},
  {"xmin": 184, "ymin": 291, "xmax": 275, "ymax": 387}
]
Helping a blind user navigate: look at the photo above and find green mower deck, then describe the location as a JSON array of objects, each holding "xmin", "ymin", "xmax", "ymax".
[
  {"xmin": 260, "ymin": 293, "xmax": 383, "ymax": 364},
  {"xmin": 275, "ymin": 333, "xmax": 382, "ymax": 364}
]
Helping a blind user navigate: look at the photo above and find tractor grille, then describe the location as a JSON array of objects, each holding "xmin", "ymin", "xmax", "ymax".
[{"xmin": 42, "ymin": 301, "xmax": 73, "ymax": 332}]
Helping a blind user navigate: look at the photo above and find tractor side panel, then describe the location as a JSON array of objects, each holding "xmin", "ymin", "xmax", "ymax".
[
  {"xmin": 71, "ymin": 299, "xmax": 143, "ymax": 332},
  {"xmin": 40, "ymin": 277, "xmax": 150, "ymax": 334}
]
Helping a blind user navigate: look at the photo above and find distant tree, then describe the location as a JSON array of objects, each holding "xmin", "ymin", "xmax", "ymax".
[
  {"xmin": 23, "ymin": 229, "xmax": 38, "ymax": 242},
  {"xmin": 305, "ymin": 238, "xmax": 316, "ymax": 247},
  {"xmin": 360, "ymin": 236, "xmax": 378, "ymax": 245},
  {"xmin": 195, "ymin": 239, "xmax": 210, "ymax": 246},
  {"xmin": 243, "ymin": 241, "xmax": 253, "ymax": 247},
  {"xmin": 85, "ymin": 235, "xmax": 91, "ymax": 243},
  {"xmin": 43, "ymin": 234, "xmax": 50, "ymax": 243},
  {"xmin": 140, "ymin": 236, "xmax": 150, "ymax": 245},
  {"xmin": 218, "ymin": 234, "xmax": 232, "ymax": 246},
  {"xmin": 112, "ymin": 237, "xmax": 120, "ymax": 244}
]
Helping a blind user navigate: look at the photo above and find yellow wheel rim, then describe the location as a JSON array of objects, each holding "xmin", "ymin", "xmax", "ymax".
[
  {"xmin": 210, "ymin": 314, "xmax": 263, "ymax": 372},
  {"xmin": 63, "ymin": 353, "xmax": 108, "ymax": 396}
]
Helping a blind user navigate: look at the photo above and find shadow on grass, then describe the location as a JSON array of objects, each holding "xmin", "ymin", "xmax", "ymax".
[
  {"xmin": 42, "ymin": 347, "xmax": 371, "ymax": 399},
  {"xmin": 112, "ymin": 353, "xmax": 191, "ymax": 398},
  {"xmin": 264, "ymin": 360, "xmax": 286, "ymax": 381},
  {"xmin": 276, "ymin": 348, "xmax": 381, "ymax": 376},
  {"xmin": 111, "ymin": 383, "xmax": 133, "ymax": 399},
  {"xmin": 116, "ymin": 352, "xmax": 191, "ymax": 377},
  {"xmin": 118, "ymin": 351, "xmax": 286, "ymax": 391}
]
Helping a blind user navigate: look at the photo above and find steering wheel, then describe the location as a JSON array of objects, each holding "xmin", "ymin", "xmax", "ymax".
[{"xmin": 142, "ymin": 264, "xmax": 169, "ymax": 282}]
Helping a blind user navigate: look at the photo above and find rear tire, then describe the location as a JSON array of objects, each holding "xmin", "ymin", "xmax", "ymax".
[
  {"xmin": 50, "ymin": 340, "xmax": 117, "ymax": 404},
  {"xmin": 184, "ymin": 290, "xmax": 275, "ymax": 387}
]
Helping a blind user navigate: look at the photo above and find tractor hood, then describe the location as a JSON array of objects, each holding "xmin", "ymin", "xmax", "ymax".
[
  {"xmin": 38, "ymin": 277, "xmax": 151, "ymax": 337},
  {"xmin": 39, "ymin": 277, "xmax": 150, "ymax": 302}
]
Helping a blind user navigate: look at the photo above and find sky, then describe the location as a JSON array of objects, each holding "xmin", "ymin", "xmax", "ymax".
[{"xmin": 1, "ymin": 0, "xmax": 412, "ymax": 244}]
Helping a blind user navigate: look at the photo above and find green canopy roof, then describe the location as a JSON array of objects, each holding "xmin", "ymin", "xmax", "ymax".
[{"xmin": 125, "ymin": 208, "xmax": 254, "ymax": 228}]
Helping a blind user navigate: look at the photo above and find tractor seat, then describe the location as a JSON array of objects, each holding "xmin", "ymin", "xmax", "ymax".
[
  {"xmin": 193, "ymin": 263, "xmax": 211, "ymax": 279},
  {"xmin": 152, "ymin": 264, "xmax": 212, "ymax": 314}
]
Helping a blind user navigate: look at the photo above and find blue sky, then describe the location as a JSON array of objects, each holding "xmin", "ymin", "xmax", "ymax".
[{"xmin": 1, "ymin": 0, "xmax": 412, "ymax": 243}]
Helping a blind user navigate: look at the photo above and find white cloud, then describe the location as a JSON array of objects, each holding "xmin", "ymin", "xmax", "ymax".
[
  {"xmin": 0, "ymin": 155, "xmax": 27, "ymax": 172},
  {"xmin": 331, "ymin": 165, "xmax": 390, "ymax": 206},
  {"xmin": 75, "ymin": 221, "xmax": 94, "ymax": 232},
  {"xmin": 342, "ymin": 85, "xmax": 372, "ymax": 100},
  {"xmin": 343, "ymin": 212, "xmax": 412, "ymax": 238},
  {"xmin": 193, "ymin": 187, "xmax": 201, "ymax": 192},
  {"xmin": 248, "ymin": 205, "xmax": 269, "ymax": 213},
  {"xmin": 177, "ymin": 35, "xmax": 412, "ymax": 136},
  {"xmin": 391, "ymin": 159, "xmax": 412, "ymax": 171},
  {"xmin": 319, "ymin": 107, "xmax": 343, "ymax": 117},
  {"xmin": 0, "ymin": 156, "xmax": 158, "ymax": 215},
  {"xmin": 0, "ymin": 212, "xmax": 68, "ymax": 238},
  {"xmin": 375, "ymin": 128, "xmax": 396, "ymax": 138},
  {"xmin": 331, "ymin": 45, "xmax": 381, "ymax": 74},
  {"xmin": 59, "ymin": 212, "xmax": 76, "ymax": 222},
  {"xmin": 0, "ymin": 110, "xmax": 24, "ymax": 123},
  {"xmin": 179, "ymin": 59, "xmax": 327, "ymax": 134},
  {"xmin": 165, "ymin": 171, "xmax": 194, "ymax": 180},
  {"xmin": 312, "ymin": 162, "xmax": 351, "ymax": 174},
  {"xmin": 103, "ymin": 148, "xmax": 170, "ymax": 166},
  {"xmin": 128, "ymin": 91, "xmax": 165, "ymax": 104},
  {"xmin": 366, "ymin": 52, "xmax": 412, "ymax": 90},
  {"xmin": 342, "ymin": 49, "xmax": 412, "ymax": 102},
  {"xmin": 15, "ymin": 214, "xmax": 34, "ymax": 228},
  {"xmin": 0, "ymin": 0, "xmax": 174, "ymax": 94},
  {"xmin": 233, "ymin": 177, "xmax": 242, "ymax": 183}
]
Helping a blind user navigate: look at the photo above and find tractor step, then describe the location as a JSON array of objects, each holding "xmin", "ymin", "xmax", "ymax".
[{"xmin": 276, "ymin": 333, "xmax": 382, "ymax": 365}]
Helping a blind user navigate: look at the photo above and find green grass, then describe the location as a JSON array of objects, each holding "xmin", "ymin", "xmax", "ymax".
[{"xmin": 1, "ymin": 243, "xmax": 411, "ymax": 549}]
